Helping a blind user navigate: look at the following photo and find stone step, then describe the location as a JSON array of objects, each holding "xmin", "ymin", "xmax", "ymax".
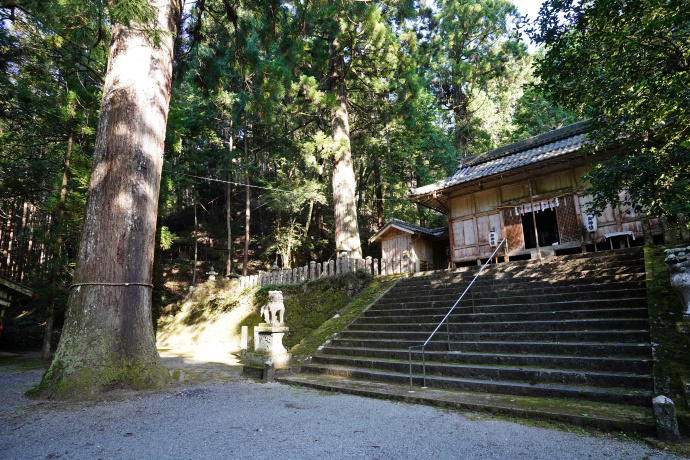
[
  {"xmin": 277, "ymin": 374, "xmax": 656, "ymax": 435},
  {"xmin": 355, "ymin": 308, "xmax": 650, "ymax": 324},
  {"xmin": 350, "ymin": 318, "xmax": 649, "ymax": 333},
  {"xmin": 412, "ymin": 249, "xmax": 645, "ymax": 276},
  {"xmin": 340, "ymin": 329, "xmax": 650, "ymax": 344},
  {"xmin": 374, "ymin": 288, "xmax": 647, "ymax": 307},
  {"xmin": 410, "ymin": 256, "xmax": 645, "ymax": 275},
  {"xmin": 309, "ymin": 355, "xmax": 653, "ymax": 390},
  {"xmin": 330, "ymin": 338, "xmax": 652, "ymax": 358},
  {"xmin": 299, "ymin": 364, "xmax": 652, "ymax": 407},
  {"xmin": 289, "ymin": 248, "xmax": 653, "ymax": 425},
  {"xmin": 397, "ymin": 272, "xmax": 646, "ymax": 292},
  {"xmin": 389, "ymin": 279, "xmax": 646, "ymax": 297},
  {"xmin": 364, "ymin": 298, "xmax": 649, "ymax": 316},
  {"xmin": 318, "ymin": 346, "xmax": 653, "ymax": 374}
]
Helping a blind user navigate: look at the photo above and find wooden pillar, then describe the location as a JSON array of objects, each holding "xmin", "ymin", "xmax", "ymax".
[{"xmin": 528, "ymin": 179, "xmax": 541, "ymax": 261}]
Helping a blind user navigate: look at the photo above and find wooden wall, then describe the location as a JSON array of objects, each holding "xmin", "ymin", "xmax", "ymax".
[
  {"xmin": 380, "ymin": 228, "xmax": 435, "ymax": 267},
  {"xmin": 446, "ymin": 164, "xmax": 654, "ymax": 264}
]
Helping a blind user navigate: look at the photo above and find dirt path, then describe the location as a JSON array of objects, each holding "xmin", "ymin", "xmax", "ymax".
[{"xmin": 1, "ymin": 350, "xmax": 687, "ymax": 460}]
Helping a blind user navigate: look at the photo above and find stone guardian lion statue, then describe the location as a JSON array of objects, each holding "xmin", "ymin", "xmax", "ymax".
[{"xmin": 261, "ymin": 290, "xmax": 285, "ymax": 326}]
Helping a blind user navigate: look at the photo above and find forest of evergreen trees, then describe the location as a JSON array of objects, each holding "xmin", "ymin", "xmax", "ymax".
[
  {"xmin": 1, "ymin": 0, "xmax": 687, "ymax": 397},
  {"xmin": 0, "ymin": 1, "xmax": 577, "ymax": 286}
]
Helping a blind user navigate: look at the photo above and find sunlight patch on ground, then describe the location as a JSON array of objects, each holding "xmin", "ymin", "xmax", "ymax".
[{"xmin": 158, "ymin": 347, "xmax": 243, "ymax": 367}]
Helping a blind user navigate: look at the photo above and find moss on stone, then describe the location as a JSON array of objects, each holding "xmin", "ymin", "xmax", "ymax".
[
  {"xmin": 288, "ymin": 275, "xmax": 402, "ymax": 364},
  {"xmin": 644, "ymin": 246, "xmax": 690, "ymax": 421}
]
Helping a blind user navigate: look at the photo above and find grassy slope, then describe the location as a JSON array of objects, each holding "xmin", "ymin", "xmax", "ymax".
[{"xmin": 156, "ymin": 272, "xmax": 401, "ymax": 364}]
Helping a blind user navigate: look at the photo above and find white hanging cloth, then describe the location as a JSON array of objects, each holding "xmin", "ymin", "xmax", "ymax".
[{"xmin": 515, "ymin": 197, "xmax": 560, "ymax": 216}]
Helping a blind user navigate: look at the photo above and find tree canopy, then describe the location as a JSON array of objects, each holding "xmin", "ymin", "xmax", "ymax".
[{"xmin": 531, "ymin": 0, "xmax": 690, "ymax": 216}]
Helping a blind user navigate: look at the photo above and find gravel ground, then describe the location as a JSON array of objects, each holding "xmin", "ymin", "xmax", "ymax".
[{"xmin": 0, "ymin": 353, "xmax": 686, "ymax": 460}]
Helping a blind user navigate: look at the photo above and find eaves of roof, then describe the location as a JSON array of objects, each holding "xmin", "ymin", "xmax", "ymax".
[
  {"xmin": 409, "ymin": 121, "xmax": 591, "ymax": 197},
  {"xmin": 369, "ymin": 219, "xmax": 448, "ymax": 243},
  {"xmin": 0, "ymin": 276, "xmax": 35, "ymax": 298}
]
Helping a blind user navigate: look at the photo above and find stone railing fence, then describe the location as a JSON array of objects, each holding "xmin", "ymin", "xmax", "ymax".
[{"xmin": 239, "ymin": 254, "xmax": 423, "ymax": 289}]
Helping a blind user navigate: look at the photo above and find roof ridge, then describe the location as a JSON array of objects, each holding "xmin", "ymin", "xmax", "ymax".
[{"xmin": 458, "ymin": 120, "xmax": 589, "ymax": 169}]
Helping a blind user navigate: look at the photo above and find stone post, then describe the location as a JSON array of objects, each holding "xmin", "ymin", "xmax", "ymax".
[
  {"xmin": 262, "ymin": 359, "xmax": 276, "ymax": 383},
  {"xmin": 240, "ymin": 326, "xmax": 248, "ymax": 357},
  {"xmin": 366, "ymin": 256, "xmax": 372, "ymax": 275},
  {"xmin": 653, "ymin": 395, "xmax": 680, "ymax": 442},
  {"xmin": 660, "ymin": 215, "xmax": 677, "ymax": 245},
  {"xmin": 310, "ymin": 261, "xmax": 316, "ymax": 280},
  {"xmin": 641, "ymin": 214, "xmax": 655, "ymax": 246},
  {"xmin": 373, "ymin": 258, "xmax": 379, "ymax": 276}
]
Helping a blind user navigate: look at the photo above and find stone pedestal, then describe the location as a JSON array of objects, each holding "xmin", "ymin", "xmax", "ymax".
[
  {"xmin": 247, "ymin": 324, "xmax": 292, "ymax": 369},
  {"xmin": 245, "ymin": 290, "xmax": 292, "ymax": 373}
]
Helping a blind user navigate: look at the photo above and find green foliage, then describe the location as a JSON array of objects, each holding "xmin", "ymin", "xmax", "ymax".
[
  {"xmin": 0, "ymin": 3, "xmax": 104, "ymax": 298},
  {"xmin": 1, "ymin": 0, "xmax": 557, "ymax": 305},
  {"xmin": 288, "ymin": 275, "xmax": 400, "ymax": 364},
  {"xmin": 159, "ymin": 226, "xmax": 176, "ymax": 251},
  {"xmin": 254, "ymin": 270, "xmax": 376, "ymax": 351},
  {"xmin": 427, "ymin": 0, "xmax": 527, "ymax": 156},
  {"xmin": 531, "ymin": 0, "xmax": 690, "ymax": 216}
]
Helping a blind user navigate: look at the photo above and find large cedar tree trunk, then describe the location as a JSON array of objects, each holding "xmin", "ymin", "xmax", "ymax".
[
  {"xmin": 452, "ymin": 76, "xmax": 471, "ymax": 157},
  {"xmin": 35, "ymin": 0, "xmax": 182, "ymax": 398},
  {"xmin": 330, "ymin": 49, "xmax": 362, "ymax": 259}
]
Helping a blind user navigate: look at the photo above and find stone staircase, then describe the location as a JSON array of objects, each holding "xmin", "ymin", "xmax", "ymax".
[{"xmin": 280, "ymin": 248, "xmax": 657, "ymax": 431}]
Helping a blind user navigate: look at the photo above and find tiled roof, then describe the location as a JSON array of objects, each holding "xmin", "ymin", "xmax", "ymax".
[
  {"xmin": 410, "ymin": 121, "xmax": 590, "ymax": 196},
  {"xmin": 369, "ymin": 219, "xmax": 448, "ymax": 243},
  {"xmin": 387, "ymin": 219, "xmax": 448, "ymax": 237}
]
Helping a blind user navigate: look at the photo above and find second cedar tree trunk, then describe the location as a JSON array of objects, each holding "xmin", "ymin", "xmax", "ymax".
[{"xmin": 330, "ymin": 47, "xmax": 362, "ymax": 259}]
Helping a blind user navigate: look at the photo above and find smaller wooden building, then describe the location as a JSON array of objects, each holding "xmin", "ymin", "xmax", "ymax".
[
  {"xmin": 369, "ymin": 219, "xmax": 450, "ymax": 271},
  {"xmin": 0, "ymin": 276, "xmax": 35, "ymax": 337},
  {"xmin": 408, "ymin": 122, "xmax": 661, "ymax": 266}
]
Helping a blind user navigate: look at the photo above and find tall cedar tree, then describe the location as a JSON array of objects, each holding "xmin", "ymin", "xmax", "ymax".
[
  {"xmin": 430, "ymin": 0, "xmax": 525, "ymax": 157},
  {"xmin": 34, "ymin": 0, "xmax": 183, "ymax": 398}
]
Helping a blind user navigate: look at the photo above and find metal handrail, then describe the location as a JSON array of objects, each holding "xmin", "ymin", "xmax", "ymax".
[{"xmin": 408, "ymin": 238, "xmax": 507, "ymax": 388}]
